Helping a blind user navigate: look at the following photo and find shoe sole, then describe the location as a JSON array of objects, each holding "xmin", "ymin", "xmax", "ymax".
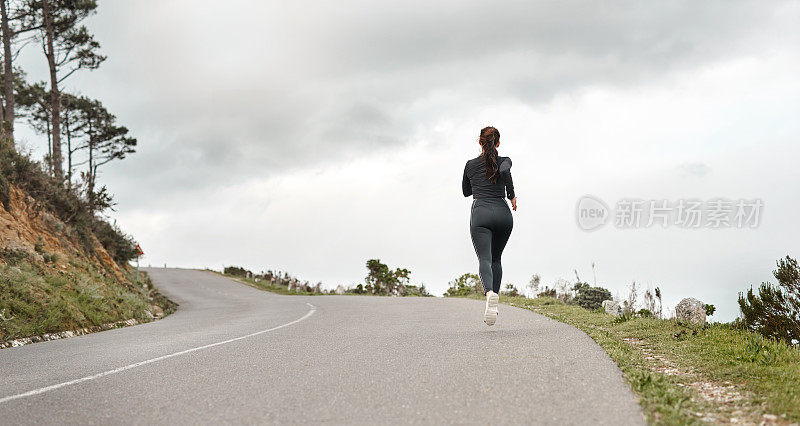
[{"xmin": 484, "ymin": 293, "xmax": 499, "ymax": 326}]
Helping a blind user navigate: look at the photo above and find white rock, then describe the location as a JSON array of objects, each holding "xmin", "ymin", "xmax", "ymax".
[
  {"xmin": 602, "ymin": 300, "xmax": 621, "ymax": 316},
  {"xmin": 676, "ymin": 297, "xmax": 706, "ymax": 325}
]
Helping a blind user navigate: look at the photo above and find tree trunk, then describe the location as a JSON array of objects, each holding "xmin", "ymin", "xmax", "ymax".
[
  {"xmin": 91, "ymin": 164, "xmax": 97, "ymax": 194},
  {"xmin": 42, "ymin": 0, "xmax": 62, "ymax": 180},
  {"xmin": 65, "ymin": 109, "xmax": 72, "ymax": 186},
  {"xmin": 45, "ymin": 112, "xmax": 51, "ymax": 174},
  {"xmin": 88, "ymin": 135, "xmax": 94, "ymax": 208},
  {"xmin": 0, "ymin": 0, "xmax": 13, "ymax": 138}
]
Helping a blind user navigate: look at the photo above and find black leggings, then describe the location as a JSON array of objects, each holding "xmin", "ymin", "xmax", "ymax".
[{"xmin": 470, "ymin": 197, "xmax": 513, "ymax": 294}]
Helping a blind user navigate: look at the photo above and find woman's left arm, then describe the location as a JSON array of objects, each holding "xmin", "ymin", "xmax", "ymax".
[{"xmin": 462, "ymin": 162, "xmax": 472, "ymax": 197}]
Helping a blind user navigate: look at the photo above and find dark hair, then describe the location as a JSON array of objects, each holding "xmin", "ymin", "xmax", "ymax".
[{"xmin": 479, "ymin": 126, "xmax": 500, "ymax": 182}]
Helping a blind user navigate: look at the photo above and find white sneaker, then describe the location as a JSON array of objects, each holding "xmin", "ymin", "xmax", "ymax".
[{"xmin": 484, "ymin": 291, "xmax": 499, "ymax": 326}]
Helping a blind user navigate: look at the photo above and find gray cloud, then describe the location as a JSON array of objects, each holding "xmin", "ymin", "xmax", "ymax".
[{"xmin": 19, "ymin": 0, "xmax": 788, "ymax": 201}]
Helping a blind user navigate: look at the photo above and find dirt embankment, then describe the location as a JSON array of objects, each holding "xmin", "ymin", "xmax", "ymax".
[
  {"xmin": 0, "ymin": 184, "xmax": 125, "ymax": 280},
  {"xmin": 1, "ymin": 183, "xmax": 175, "ymax": 344}
]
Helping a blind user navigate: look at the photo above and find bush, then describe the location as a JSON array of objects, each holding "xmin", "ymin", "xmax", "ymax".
[
  {"xmin": 537, "ymin": 287, "xmax": 557, "ymax": 298},
  {"xmin": 444, "ymin": 273, "xmax": 482, "ymax": 297},
  {"xmin": 0, "ymin": 248, "xmax": 29, "ymax": 265},
  {"xmin": 573, "ymin": 282, "xmax": 612, "ymax": 311},
  {"xmin": 501, "ymin": 283, "xmax": 521, "ymax": 297},
  {"xmin": 224, "ymin": 266, "xmax": 251, "ymax": 277},
  {"xmin": 92, "ymin": 220, "xmax": 138, "ymax": 264},
  {"xmin": 34, "ymin": 236, "xmax": 44, "ymax": 254},
  {"xmin": 738, "ymin": 255, "xmax": 800, "ymax": 345},
  {"xmin": 0, "ymin": 144, "xmax": 85, "ymax": 223},
  {"xmin": 0, "ymin": 168, "xmax": 9, "ymax": 209},
  {"xmin": 364, "ymin": 259, "xmax": 411, "ymax": 295},
  {"xmin": 401, "ymin": 284, "xmax": 432, "ymax": 297}
]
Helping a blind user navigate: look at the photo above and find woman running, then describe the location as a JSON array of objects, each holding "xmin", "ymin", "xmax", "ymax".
[{"xmin": 462, "ymin": 126, "xmax": 517, "ymax": 326}]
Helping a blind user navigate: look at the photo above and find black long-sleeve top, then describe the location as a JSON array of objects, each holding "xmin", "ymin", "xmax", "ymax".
[{"xmin": 462, "ymin": 155, "xmax": 515, "ymax": 199}]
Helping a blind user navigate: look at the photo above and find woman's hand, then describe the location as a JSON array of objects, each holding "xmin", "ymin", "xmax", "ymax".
[{"xmin": 510, "ymin": 197, "xmax": 517, "ymax": 211}]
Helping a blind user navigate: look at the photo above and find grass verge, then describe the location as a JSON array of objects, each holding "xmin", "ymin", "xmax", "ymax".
[
  {"xmin": 211, "ymin": 270, "xmax": 432, "ymax": 296},
  {"xmin": 490, "ymin": 295, "xmax": 800, "ymax": 425},
  {"xmin": 208, "ymin": 270, "xmax": 320, "ymax": 295},
  {"xmin": 0, "ymin": 251, "xmax": 176, "ymax": 342}
]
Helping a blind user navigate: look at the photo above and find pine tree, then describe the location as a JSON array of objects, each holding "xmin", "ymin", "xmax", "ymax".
[
  {"xmin": 738, "ymin": 256, "xmax": 800, "ymax": 345},
  {"xmin": 1, "ymin": 0, "xmax": 41, "ymax": 139},
  {"xmin": 31, "ymin": 0, "xmax": 104, "ymax": 179}
]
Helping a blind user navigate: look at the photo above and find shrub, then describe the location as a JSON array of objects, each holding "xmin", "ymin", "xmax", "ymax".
[
  {"xmin": 738, "ymin": 255, "xmax": 800, "ymax": 345},
  {"xmin": 445, "ymin": 273, "xmax": 482, "ymax": 297},
  {"xmin": 401, "ymin": 284, "xmax": 432, "ymax": 297},
  {"xmin": 537, "ymin": 286, "xmax": 557, "ymax": 298},
  {"xmin": 364, "ymin": 259, "xmax": 411, "ymax": 295},
  {"xmin": 501, "ymin": 283, "xmax": 521, "ymax": 297},
  {"xmin": 0, "ymin": 144, "xmax": 86, "ymax": 224},
  {"xmin": 0, "ymin": 169, "xmax": 9, "ymax": 209},
  {"xmin": 224, "ymin": 266, "xmax": 251, "ymax": 277},
  {"xmin": 34, "ymin": 236, "xmax": 44, "ymax": 254},
  {"xmin": 573, "ymin": 282, "xmax": 612, "ymax": 311},
  {"xmin": 92, "ymin": 220, "xmax": 138, "ymax": 264},
  {"xmin": 0, "ymin": 248, "xmax": 29, "ymax": 265},
  {"xmin": 704, "ymin": 304, "xmax": 716, "ymax": 317}
]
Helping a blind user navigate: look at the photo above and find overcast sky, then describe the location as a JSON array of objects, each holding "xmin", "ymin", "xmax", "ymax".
[{"xmin": 15, "ymin": 1, "xmax": 800, "ymax": 321}]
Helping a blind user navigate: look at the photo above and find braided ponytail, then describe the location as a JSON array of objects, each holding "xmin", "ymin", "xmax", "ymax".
[{"xmin": 479, "ymin": 126, "xmax": 500, "ymax": 183}]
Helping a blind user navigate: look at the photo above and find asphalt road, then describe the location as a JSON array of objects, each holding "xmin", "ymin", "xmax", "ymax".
[{"xmin": 0, "ymin": 268, "xmax": 644, "ymax": 425}]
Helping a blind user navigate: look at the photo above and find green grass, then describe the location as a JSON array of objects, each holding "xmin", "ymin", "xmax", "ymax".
[
  {"xmin": 213, "ymin": 270, "xmax": 431, "ymax": 297},
  {"xmin": 211, "ymin": 271, "xmax": 320, "ymax": 295},
  {"xmin": 0, "ymin": 254, "xmax": 174, "ymax": 341},
  {"xmin": 490, "ymin": 295, "xmax": 800, "ymax": 425}
]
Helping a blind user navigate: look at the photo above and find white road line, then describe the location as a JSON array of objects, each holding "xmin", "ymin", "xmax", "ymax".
[{"xmin": 0, "ymin": 303, "xmax": 317, "ymax": 404}]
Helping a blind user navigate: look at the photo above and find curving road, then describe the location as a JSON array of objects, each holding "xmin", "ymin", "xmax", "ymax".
[{"xmin": 0, "ymin": 268, "xmax": 644, "ymax": 424}]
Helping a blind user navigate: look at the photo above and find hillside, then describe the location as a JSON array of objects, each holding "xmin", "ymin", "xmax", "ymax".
[
  {"xmin": 0, "ymin": 145, "xmax": 174, "ymax": 343},
  {"xmin": 1, "ymin": 184, "xmax": 125, "ymax": 281}
]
